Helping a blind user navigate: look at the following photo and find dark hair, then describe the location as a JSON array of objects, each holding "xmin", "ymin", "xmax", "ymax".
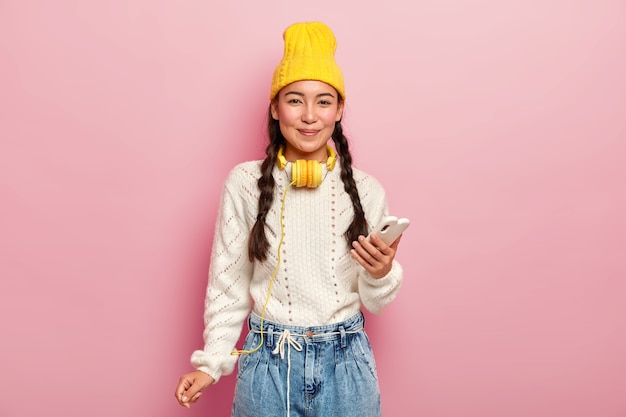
[{"xmin": 248, "ymin": 103, "xmax": 368, "ymax": 261}]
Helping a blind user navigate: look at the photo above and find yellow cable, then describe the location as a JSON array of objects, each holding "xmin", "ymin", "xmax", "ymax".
[{"xmin": 232, "ymin": 178, "xmax": 295, "ymax": 356}]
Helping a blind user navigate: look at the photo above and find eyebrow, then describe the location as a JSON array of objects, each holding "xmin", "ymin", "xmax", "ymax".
[{"xmin": 283, "ymin": 91, "xmax": 336, "ymax": 99}]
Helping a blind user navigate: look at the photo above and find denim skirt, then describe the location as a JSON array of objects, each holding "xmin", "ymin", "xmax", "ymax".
[{"xmin": 232, "ymin": 311, "xmax": 381, "ymax": 417}]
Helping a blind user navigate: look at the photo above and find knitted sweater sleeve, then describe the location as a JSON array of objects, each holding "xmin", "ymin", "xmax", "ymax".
[
  {"xmin": 355, "ymin": 172, "xmax": 404, "ymax": 315},
  {"xmin": 190, "ymin": 166, "xmax": 255, "ymax": 382},
  {"xmin": 358, "ymin": 260, "xmax": 403, "ymax": 314}
]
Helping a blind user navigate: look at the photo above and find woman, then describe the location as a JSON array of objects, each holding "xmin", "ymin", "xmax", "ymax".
[{"xmin": 175, "ymin": 21, "xmax": 404, "ymax": 417}]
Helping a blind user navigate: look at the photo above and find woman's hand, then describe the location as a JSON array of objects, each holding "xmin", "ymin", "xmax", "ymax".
[
  {"xmin": 350, "ymin": 233, "xmax": 402, "ymax": 279},
  {"xmin": 174, "ymin": 370, "xmax": 215, "ymax": 408}
]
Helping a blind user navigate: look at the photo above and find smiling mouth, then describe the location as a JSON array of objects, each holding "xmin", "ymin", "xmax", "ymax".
[{"xmin": 298, "ymin": 129, "xmax": 319, "ymax": 135}]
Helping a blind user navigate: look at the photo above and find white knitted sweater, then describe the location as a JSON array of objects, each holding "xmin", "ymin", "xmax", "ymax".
[{"xmin": 190, "ymin": 160, "xmax": 403, "ymax": 381}]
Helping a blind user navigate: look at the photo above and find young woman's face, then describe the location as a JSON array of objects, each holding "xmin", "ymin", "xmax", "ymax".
[{"xmin": 271, "ymin": 80, "xmax": 344, "ymax": 162}]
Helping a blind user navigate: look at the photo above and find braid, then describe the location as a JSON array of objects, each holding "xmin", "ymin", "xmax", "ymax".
[
  {"xmin": 332, "ymin": 122, "xmax": 368, "ymax": 245},
  {"xmin": 248, "ymin": 107, "xmax": 284, "ymax": 261}
]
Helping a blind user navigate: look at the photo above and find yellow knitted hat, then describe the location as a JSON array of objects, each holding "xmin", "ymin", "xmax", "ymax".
[{"xmin": 270, "ymin": 22, "xmax": 345, "ymax": 100}]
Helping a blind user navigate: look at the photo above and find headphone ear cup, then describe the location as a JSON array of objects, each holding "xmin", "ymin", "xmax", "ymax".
[
  {"xmin": 291, "ymin": 160, "xmax": 323, "ymax": 188},
  {"xmin": 306, "ymin": 160, "xmax": 320, "ymax": 188},
  {"xmin": 293, "ymin": 160, "xmax": 308, "ymax": 187}
]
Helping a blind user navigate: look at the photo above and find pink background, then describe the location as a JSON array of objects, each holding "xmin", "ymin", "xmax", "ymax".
[{"xmin": 1, "ymin": 1, "xmax": 625, "ymax": 416}]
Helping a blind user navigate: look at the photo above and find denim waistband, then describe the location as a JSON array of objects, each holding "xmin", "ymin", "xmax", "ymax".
[{"xmin": 247, "ymin": 311, "xmax": 365, "ymax": 343}]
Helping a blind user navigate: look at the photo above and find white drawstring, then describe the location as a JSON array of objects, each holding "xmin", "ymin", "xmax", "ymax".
[{"xmin": 272, "ymin": 330, "xmax": 303, "ymax": 417}]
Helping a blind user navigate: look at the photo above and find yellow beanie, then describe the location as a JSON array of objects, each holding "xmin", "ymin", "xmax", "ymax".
[{"xmin": 270, "ymin": 22, "xmax": 345, "ymax": 100}]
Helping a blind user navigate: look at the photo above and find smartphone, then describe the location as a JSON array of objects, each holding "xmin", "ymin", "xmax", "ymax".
[{"xmin": 368, "ymin": 216, "xmax": 410, "ymax": 246}]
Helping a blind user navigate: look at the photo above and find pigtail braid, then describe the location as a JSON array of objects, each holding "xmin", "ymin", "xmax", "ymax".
[
  {"xmin": 332, "ymin": 122, "xmax": 368, "ymax": 245},
  {"xmin": 248, "ymin": 109, "xmax": 284, "ymax": 261}
]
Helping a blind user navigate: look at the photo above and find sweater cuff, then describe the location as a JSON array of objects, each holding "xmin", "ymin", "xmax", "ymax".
[
  {"xmin": 190, "ymin": 349, "xmax": 237, "ymax": 384},
  {"xmin": 362, "ymin": 260, "xmax": 402, "ymax": 286},
  {"xmin": 195, "ymin": 366, "xmax": 220, "ymax": 383}
]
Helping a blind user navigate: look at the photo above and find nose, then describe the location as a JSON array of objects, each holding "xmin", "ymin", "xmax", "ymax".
[{"xmin": 301, "ymin": 105, "xmax": 317, "ymax": 124}]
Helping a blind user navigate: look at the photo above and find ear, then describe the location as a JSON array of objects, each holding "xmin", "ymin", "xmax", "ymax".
[
  {"xmin": 270, "ymin": 99, "xmax": 279, "ymax": 120},
  {"xmin": 335, "ymin": 100, "xmax": 345, "ymax": 122}
]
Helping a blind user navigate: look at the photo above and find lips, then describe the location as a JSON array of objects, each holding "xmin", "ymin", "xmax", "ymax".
[{"xmin": 298, "ymin": 129, "xmax": 319, "ymax": 136}]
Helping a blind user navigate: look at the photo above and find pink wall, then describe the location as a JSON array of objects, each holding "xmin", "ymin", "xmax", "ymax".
[{"xmin": 1, "ymin": 1, "xmax": 625, "ymax": 416}]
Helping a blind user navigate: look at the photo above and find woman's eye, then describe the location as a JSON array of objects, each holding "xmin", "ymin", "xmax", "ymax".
[
  {"xmin": 288, "ymin": 99, "xmax": 302, "ymax": 104},
  {"xmin": 319, "ymin": 100, "xmax": 332, "ymax": 105}
]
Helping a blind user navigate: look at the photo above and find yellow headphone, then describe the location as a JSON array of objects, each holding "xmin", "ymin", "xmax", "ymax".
[{"xmin": 276, "ymin": 145, "xmax": 337, "ymax": 188}]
